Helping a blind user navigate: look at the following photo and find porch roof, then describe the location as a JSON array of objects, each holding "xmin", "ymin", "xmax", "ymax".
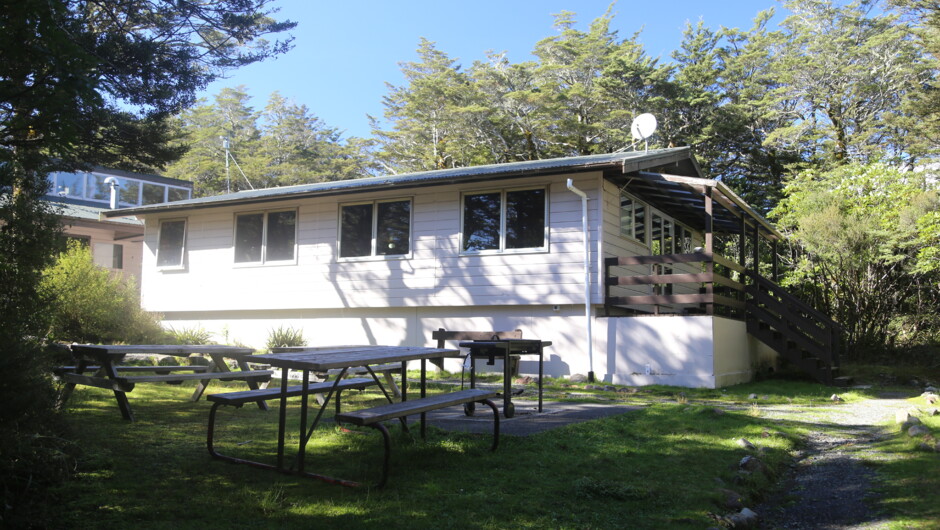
[{"xmin": 608, "ymin": 171, "xmax": 783, "ymax": 241}]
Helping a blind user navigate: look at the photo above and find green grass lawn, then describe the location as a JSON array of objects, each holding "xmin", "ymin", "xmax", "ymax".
[{"xmin": 39, "ymin": 373, "xmax": 938, "ymax": 529}]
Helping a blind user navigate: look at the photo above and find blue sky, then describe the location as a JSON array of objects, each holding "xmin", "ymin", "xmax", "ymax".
[{"xmin": 200, "ymin": 0, "xmax": 782, "ymax": 139}]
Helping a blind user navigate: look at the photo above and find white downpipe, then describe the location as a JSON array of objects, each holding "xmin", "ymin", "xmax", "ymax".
[
  {"xmin": 566, "ymin": 179, "xmax": 595, "ymax": 382},
  {"xmin": 104, "ymin": 176, "xmax": 120, "ymax": 209}
]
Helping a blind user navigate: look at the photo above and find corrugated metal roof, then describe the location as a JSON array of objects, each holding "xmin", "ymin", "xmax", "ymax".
[
  {"xmin": 103, "ymin": 147, "xmax": 694, "ymax": 217},
  {"xmin": 46, "ymin": 197, "xmax": 142, "ymax": 226}
]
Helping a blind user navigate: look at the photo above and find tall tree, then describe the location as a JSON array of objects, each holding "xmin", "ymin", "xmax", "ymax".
[
  {"xmin": 765, "ymin": 0, "xmax": 930, "ymax": 167},
  {"xmin": 532, "ymin": 9, "xmax": 620, "ymax": 156},
  {"xmin": 0, "ymin": 3, "xmax": 292, "ymax": 519},
  {"xmin": 890, "ymin": 0, "xmax": 940, "ymax": 153},
  {"xmin": 165, "ymin": 86, "xmax": 264, "ymax": 195},
  {"xmin": 373, "ymin": 38, "xmax": 483, "ymax": 172},
  {"xmin": 167, "ymin": 88, "xmax": 375, "ymax": 193}
]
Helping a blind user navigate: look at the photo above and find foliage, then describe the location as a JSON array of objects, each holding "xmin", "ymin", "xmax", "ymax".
[
  {"xmin": 765, "ymin": 0, "xmax": 931, "ymax": 167},
  {"xmin": 1, "ymin": 1, "xmax": 291, "ymax": 522},
  {"xmin": 167, "ymin": 326, "xmax": 216, "ymax": 346},
  {"xmin": 772, "ymin": 162, "xmax": 940, "ymax": 355},
  {"xmin": 265, "ymin": 325, "xmax": 307, "ymax": 350},
  {"xmin": 164, "ymin": 87, "xmax": 376, "ymax": 196},
  {"xmin": 40, "ymin": 241, "xmax": 167, "ymax": 344}
]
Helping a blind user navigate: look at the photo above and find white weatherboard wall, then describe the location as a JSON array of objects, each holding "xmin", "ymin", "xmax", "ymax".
[{"xmin": 140, "ymin": 173, "xmax": 603, "ymax": 314}]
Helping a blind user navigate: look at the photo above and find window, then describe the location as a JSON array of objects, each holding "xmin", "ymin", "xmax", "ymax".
[
  {"xmin": 620, "ymin": 193, "xmax": 647, "ymax": 244},
  {"xmin": 143, "ymin": 182, "xmax": 165, "ymax": 205},
  {"xmin": 462, "ymin": 188, "xmax": 546, "ymax": 253},
  {"xmin": 677, "ymin": 224, "xmax": 696, "ymax": 253},
  {"xmin": 93, "ymin": 243, "xmax": 123, "ymax": 269},
  {"xmin": 168, "ymin": 187, "xmax": 191, "ymax": 202},
  {"xmin": 234, "ymin": 210, "xmax": 296, "ymax": 264},
  {"xmin": 157, "ymin": 219, "xmax": 186, "ymax": 269},
  {"xmin": 339, "ymin": 199, "xmax": 411, "ymax": 258},
  {"xmin": 53, "ymin": 171, "xmax": 86, "ymax": 198},
  {"xmin": 650, "ymin": 213, "xmax": 675, "ymax": 255}
]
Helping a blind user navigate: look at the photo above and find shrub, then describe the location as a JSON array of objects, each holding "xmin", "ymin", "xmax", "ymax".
[
  {"xmin": 167, "ymin": 325, "xmax": 215, "ymax": 345},
  {"xmin": 39, "ymin": 241, "xmax": 167, "ymax": 344},
  {"xmin": 266, "ymin": 325, "xmax": 307, "ymax": 350}
]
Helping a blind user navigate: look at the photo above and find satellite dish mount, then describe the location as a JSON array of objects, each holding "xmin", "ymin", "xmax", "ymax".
[{"xmin": 630, "ymin": 113, "xmax": 658, "ymax": 153}]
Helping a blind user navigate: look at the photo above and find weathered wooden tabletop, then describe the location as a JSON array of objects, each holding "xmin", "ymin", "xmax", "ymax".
[{"xmin": 247, "ymin": 346, "xmax": 459, "ymax": 371}]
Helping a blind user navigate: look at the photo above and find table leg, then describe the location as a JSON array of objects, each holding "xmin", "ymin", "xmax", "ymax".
[
  {"xmin": 276, "ymin": 368, "xmax": 289, "ymax": 470},
  {"xmin": 298, "ymin": 370, "xmax": 310, "ymax": 473},
  {"xmin": 102, "ymin": 360, "xmax": 135, "ymax": 421},
  {"xmin": 56, "ymin": 358, "xmax": 87, "ymax": 410},
  {"xmin": 191, "ymin": 354, "xmax": 226, "ymax": 402},
  {"xmin": 464, "ymin": 354, "xmax": 477, "ymax": 416},
  {"xmin": 538, "ymin": 346, "xmax": 544, "ymax": 413},
  {"xmin": 502, "ymin": 344, "xmax": 514, "ymax": 418},
  {"xmin": 237, "ymin": 358, "xmax": 269, "ymax": 411},
  {"xmin": 420, "ymin": 359, "xmax": 427, "ymax": 439}
]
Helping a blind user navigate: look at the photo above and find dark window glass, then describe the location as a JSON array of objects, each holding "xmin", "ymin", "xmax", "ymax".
[
  {"xmin": 143, "ymin": 183, "xmax": 164, "ymax": 205},
  {"xmin": 168, "ymin": 187, "xmax": 190, "ymax": 202},
  {"xmin": 266, "ymin": 211, "xmax": 296, "ymax": 261},
  {"xmin": 120, "ymin": 180, "xmax": 140, "ymax": 206},
  {"xmin": 235, "ymin": 213, "xmax": 264, "ymax": 263},
  {"xmin": 55, "ymin": 172, "xmax": 85, "ymax": 198},
  {"xmin": 462, "ymin": 192, "xmax": 501, "ymax": 251},
  {"xmin": 634, "ymin": 203, "xmax": 646, "ymax": 244},
  {"xmin": 340, "ymin": 204, "xmax": 373, "ymax": 258},
  {"xmin": 376, "ymin": 201, "xmax": 411, "ymax": 256},
  {"xmin": 651, "ymin": 214, "xmax": 664, "ymax": 255},
  {"xmin": 157, "ymin": 220, "xmax": 186, "ymax": 268},
  {"xmin": 90, "ymin": 174, "xmax": 110, "ymax": 201},
  {"xmin": 506, "ymin": 189, "xmax": 545, "ymax": 249},
  {"xmin": 112, "ymin": 244, "xmax": 124, "ymax": 269},
  {"xmin": 620, "ymin": 195, "xmax": 635, "ymax": 237},
  {"xmin": 663, "ymin": 219, "xmax": 674, "ymax": 255}
]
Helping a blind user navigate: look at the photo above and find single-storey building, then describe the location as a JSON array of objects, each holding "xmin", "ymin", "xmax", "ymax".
[{"xmin": 104, "ymin": 148, "xmax": 839, "ymax": 387}]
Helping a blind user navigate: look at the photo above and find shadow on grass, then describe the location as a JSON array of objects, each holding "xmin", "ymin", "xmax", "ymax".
[{"xmin": 47, "ymin": 378, "xmax": 936, "ymax": 529}]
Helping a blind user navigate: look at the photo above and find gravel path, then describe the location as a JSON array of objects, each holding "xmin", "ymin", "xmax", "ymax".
[{"xmin": 754, "ymin": 392, "xmax": 916, "ymax": 529}]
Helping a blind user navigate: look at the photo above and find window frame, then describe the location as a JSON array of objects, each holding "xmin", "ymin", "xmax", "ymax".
[
  {"xmin": 619, "ymin": 191, "xmax": 650, "ymax": 247},
  {"xmin": 337, "ymin": 198, "xmax": 413, "ymax": 261},
  {"xmin": 233, "ymin": 208, "xmax": 298, "ymax": 267},
  {"xmin": 156, "ymin": 218, "xmax": 187, "ymax": 271},
  {"xmin": 459, "ymin": 186, "xmax": 549, "ymax": 255}
]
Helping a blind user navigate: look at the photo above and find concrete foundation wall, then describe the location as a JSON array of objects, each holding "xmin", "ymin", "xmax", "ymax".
[{"xmin": 161, "ymin": 310, "xmax": 774, "ymax": 388}]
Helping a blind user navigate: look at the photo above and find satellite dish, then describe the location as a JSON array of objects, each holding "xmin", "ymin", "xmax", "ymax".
[{"xmin": 630, "ymin": 113, "xmax": 658, "ymax": 140}]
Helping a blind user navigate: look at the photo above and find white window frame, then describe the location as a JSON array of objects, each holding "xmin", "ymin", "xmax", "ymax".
[
  {"xmin": 619, "ymin": 191, "xmax": 650, "ymax": 247},
  {"xmin": 337, "ymin": 198, "xmax": 413, "ymax": 261},
  {"xmin": 233, "ymin": 208, "xmax": 298, "ymax": 266},
  {"xmin": 156, "ymin": 218, "xmax": 187, "ymax": 271},
  {"xmin": 459, "ymin": 186, "xmax": 549, "ymax": 255}
]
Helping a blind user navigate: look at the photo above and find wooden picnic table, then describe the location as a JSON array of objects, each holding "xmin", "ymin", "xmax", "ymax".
[
  {"xmin": 459, "ymin": 339, "xmax": 552, "ymax": 418},
  {"xmin": 211, "ymin": 345, "xmax": 467, "ymax": 486},
  {"xmin": 56, "ymin": 344, "xmax": 272, "ymax": 421}
]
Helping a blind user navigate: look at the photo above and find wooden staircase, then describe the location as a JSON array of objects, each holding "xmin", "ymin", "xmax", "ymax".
[{"xmin": 744, "ymin": 271, "xmax": 840, "ymax": 385}]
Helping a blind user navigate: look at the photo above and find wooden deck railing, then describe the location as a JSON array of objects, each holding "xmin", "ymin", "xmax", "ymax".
[
  {"xmin": 745, "ymin": 272, "xmax": 840, "ymax": 384},
  {"xmin": 604, "ymin": 251, "xmax": 840, "ymax": 384},
  {"xmin": 604, "ymin": 252, "xmax": 746, "ymax": 316}
]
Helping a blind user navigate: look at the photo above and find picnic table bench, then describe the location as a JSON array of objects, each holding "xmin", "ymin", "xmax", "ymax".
[
  {"xmin": 335, "ymin": 388, "xmax": 499, "ymax": 488},
  {"xmin": 55, "ymin": 344, "xmax": 272, "ymax": 421},
  {"xmin": 206, "ymin": 345, "xmax": 497, "ymax": 487}
]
